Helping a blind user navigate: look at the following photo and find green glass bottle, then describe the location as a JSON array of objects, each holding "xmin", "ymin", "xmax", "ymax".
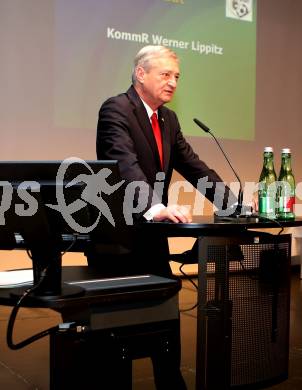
[
  {"xmin": 277, "ymin": 148, "xmax": 295, "ymax": 220},
  {"xmin": 258, "ymin": 147, "xmax": 277, "ymax": 219}
]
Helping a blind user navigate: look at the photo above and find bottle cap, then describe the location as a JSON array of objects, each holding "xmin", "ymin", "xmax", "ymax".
[
  {"xmin": 281, "ymin": 148, "xmax": 291, "ymax": 154},
  {"xmin": 264, "ymin": 146, "xmax": 273, "ymax": 152}
]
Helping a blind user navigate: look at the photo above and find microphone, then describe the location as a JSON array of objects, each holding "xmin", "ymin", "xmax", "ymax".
[{"xmin": 193, "ymin": 118, "xmax": 245, "ymax": 217}]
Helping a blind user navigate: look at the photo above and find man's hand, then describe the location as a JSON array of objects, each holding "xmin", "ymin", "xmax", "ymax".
[
  {"xmin": 153, "ymin": 205, "xmax": 192, "ymax": 223},
  {"xmin": 252, "ymin": 192, "xmax": 258, "ymax": 212}
]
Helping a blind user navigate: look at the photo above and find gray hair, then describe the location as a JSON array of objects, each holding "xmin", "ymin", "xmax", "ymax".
[{"xmin": 132, "ymin": 45, "xmax": 179, "ymax": 84}]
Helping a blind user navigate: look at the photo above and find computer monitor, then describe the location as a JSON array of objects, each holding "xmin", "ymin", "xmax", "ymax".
[{"xmin": 0, "ymin": 159, "xmax": 125, "ymax": 301}]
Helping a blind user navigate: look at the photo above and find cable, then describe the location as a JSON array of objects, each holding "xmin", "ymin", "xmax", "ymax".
[
  {"xmin": 7, "ymin": 236, "xmax": 85, "ymax": 351},
  {"xmin": 7, "ymin": 233, "xmax": 80, "ymax": 350},
  {"xmin": 179, "ymin": 263, "xmax": 198, "ymax": 291},
  {"xmin": 178, "ymin": 264, "xmax": 226, "ymax": 315},
  {"xmin": 26, "ymin": 249, "xmax": 32, "ymax": 260},
  {"xmin": 61, "ymin": 234, "xmax": 77, "ymax": 256},
  {"xmin": 179, "ymin": 263, "xmax": 198, "ymax": 312},
  {"xmin": 256, "ymin": 215, "xmax": 284, "ymax": 235},
  {"xmin": 238, "ymin": 257, "xmax": 259, "ymax": 280},
  {"xmin": 6, "ymin": 266, "xmax": 58, "ymax": 350}
]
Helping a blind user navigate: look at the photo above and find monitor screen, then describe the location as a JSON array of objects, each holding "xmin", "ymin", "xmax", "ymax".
[{"xmin": 0, "ymin": 159, "xmax": 125, "ymax": 300}]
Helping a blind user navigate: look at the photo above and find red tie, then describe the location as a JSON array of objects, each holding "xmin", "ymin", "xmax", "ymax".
[{"xmin": 151, "ymin": 112, "xmax": 163, "ymax": 169}]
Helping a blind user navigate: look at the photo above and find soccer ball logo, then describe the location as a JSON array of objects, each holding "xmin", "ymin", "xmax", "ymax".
[{"xmin": 232, "ymin": 0, "xmax": 250, "ymax": 18}]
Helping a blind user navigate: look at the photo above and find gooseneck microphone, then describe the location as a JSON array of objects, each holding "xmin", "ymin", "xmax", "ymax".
[{"xmin": 193, "ymin": 118, "xmax": 244, "ymax": 216}]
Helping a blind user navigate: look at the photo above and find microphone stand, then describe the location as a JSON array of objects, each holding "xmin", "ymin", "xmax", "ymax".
[{"xmin": 193, "ymin": 118, "xmax": 248, "ymax": 218}]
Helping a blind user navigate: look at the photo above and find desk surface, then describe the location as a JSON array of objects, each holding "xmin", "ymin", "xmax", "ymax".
[
  {"xmin": 141, "ymin": 215, "xmax": 302, "ymax": 236},
  {"xmin": 7, "ymin": 216, "xmax": 302, "ymax": 250}
]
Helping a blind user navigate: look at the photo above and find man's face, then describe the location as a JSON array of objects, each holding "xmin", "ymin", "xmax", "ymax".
[{"xmin": 136, "ymin": 55, "xmax": 180, "ymax": 110}]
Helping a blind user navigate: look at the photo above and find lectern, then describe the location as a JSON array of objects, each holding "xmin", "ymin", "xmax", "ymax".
[
  {"xmin": 196, "ymin": 232, "xmax": 291, "ymax": 389},
  {"xmin": 141, "ymin": 216, "xmax": 302, "ymax": 389}
]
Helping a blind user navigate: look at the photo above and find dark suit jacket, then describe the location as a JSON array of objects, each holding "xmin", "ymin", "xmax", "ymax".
[
  {"xmin": 97, "ymin": 86, "xmax": 234, "ymax": 211},
  {"xmin": 94, "ymin": 86, "xmax": 236, "ymax": 276}
]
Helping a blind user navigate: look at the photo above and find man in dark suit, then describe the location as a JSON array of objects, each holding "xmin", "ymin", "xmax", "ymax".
[
  {"xmin": 93, "ymin": 45, "xmax": 236, "ymax": 277},
  {"xmin": 90, "ymin": 46, "xmax": 236, "ymax": 389}
]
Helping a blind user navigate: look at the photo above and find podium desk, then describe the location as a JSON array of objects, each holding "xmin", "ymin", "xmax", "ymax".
[
  {"xmin": 142, "ymin": 216, "xmax": 302, "ymax": 390},
  {"xmin": 1, "ymin": 216, "xmax": 302, "ymax": 389},
  {"xmin": 0, "ymin": 268, "xmax": 181, "ymax": 390}
]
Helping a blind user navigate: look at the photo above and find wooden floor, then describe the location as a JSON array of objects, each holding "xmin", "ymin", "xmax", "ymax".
[{"xmin": 0, "ymin": 269, "xmax": 301, "ymax": 389}]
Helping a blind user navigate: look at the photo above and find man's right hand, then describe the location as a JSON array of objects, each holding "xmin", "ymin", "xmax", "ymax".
[{"xmin": 153, "ymin": 204, "xmax": 192, "ymax": 223}]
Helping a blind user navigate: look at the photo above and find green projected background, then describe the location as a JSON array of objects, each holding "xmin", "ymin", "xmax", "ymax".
[{"xmin": 55, "ymin": 0, "xmax": 257, "ymax": 140}]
